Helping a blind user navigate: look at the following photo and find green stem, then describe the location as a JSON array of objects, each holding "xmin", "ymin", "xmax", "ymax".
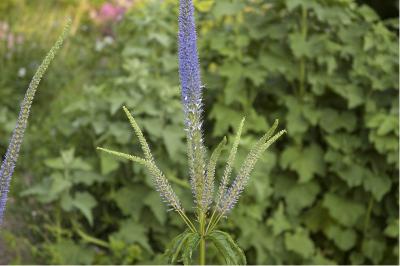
[
  {"xmin": 169, "ymin": 175, "xmax": 191, "ymax": 189},
  {"xmin": 363, "ymin": 196, "xmax": 374, "ymax": 234},
  {"xmin": 208, "ymin": 213, "xmax": 223, "ymax": 234},
  {"xmin": 298, "ymin": 5, "xmax": 308, "ymax": 97},
  {"xmin": 205, "ymin": 209, "xmax": 217, "ymax": 234},
  {"xmin": 199, "ymin": 212, "xmax": 206, "ymax": 265},
  {"xmin": 75, "ymin": 227, "xmax": 110, "ymax": 248},
  {"xmin": 199, "ymin": 236, "xmax": 206, "ymax": 265},
  {"xmin": 55, "ymin": 206, "xmax": 62, "ymax": 243},
  {"xmin": 177, "ymin": 210, "xmax": 197, "ymax": 233}
]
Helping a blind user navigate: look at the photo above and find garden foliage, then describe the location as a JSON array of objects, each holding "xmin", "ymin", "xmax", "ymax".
[{"xmin": 0, "ymin": 0, "xmax": 398, "ymax": 264}]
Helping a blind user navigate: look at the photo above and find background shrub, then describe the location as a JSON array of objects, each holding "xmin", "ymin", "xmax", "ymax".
[{"xmin": 0, "ymin": 0, "xmax": 398, "ymax": 264}]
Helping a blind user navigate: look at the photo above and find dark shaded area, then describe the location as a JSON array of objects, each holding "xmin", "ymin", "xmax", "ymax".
[{"xmin": 360, "ymin": 0, "xmax": 399, "ymax": 19}]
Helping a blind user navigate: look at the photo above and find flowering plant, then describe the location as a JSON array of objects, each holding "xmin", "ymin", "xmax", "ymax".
[
  {"xmin": 97, "ymin": 0, "xmax": 285, "ymax": 264},
  {"xmin": 0, "ymin": 19, "xmax": 70, "ymax": 225}
]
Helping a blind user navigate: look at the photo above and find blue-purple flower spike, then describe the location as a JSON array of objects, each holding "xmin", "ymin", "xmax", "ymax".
[
  {"xmin": 0, "ymin": 20, "xmax": 70, "ymax": 225},
  {"xmin": 178, "ymin": 0, "xmax": 207, "ymax": 210}
]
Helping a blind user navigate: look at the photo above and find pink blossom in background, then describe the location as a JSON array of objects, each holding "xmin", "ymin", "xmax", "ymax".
[
  {"xmin": 90, "ymin": 0, "xmax": 134, "ymax": 24},
  {"xmin": 99, "ymin": 3, "xmax": 124, "ymax": 22},
  {"xmin": 0, "ymin": 21, "xmax": 24, "ymax": 52}
]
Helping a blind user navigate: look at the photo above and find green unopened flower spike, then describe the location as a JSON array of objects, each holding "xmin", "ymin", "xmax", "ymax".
[{"xmin": 0, "ymin": 19, "xmax": 71, "ymax": 225}]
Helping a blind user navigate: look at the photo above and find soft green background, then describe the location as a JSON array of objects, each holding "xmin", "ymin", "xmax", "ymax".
[{"xmin": 0, "ymin": 0, "xmax": 398, "ymax": 264}]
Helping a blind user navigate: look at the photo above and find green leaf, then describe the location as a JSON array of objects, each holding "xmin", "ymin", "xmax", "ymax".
[
  {"xmin": 363, "ymin": 173, "xmax": 392, "ymax": 201},
  {"xmin": 111, "ymin": 219, "xmax": 152, "ymax": 253},
  {"xmin": 324, "ymin": 225, "xmax": 357, "ymax": 251},
  {"xmin": 207, "ymin": 230, "xmax": 246, "ymax": 265},
  {"xmin": 144, "ymin": 192, "xmax": 167, "ymax": 225},
  {"xmin": 335, "ymin": 163, "xmax": 364, "ymax": 187},
  {"xmin": 182, "ymin": 233, "xmax": 201, "ymax": 265},
  {"xmin": 319, "ymin": 108, "xmax": 357, "ymax": 133},
  {"xmin": 69, "ymin": 157, "xmax": 92, "ymax": 171},
  {"xmin": 362, "ymin": 238, "xmax": 386, "ymax": 264},
  {"xmin": 60, "ymin": 148, "xmax": 75, "ymax": 165},
  {"xmin": 164, "ymin": 230, "xmax": 192, "ymax": 264},
  {"xmin": 71, "ymin": 192, "xmax": 97, "ymax": 226},
  {"xmin": 212, "ymin": 1, "xmax": 245, "ymax": 17},
  {"xmin": 350, "ymin": 252, "xmax": 365, "ymax": 265},
  {"xmin": 289, "ymin": 32, "xmax": 311, "ymax": 58},
  {"xmin": 322, "ymin": 193, "xmax": 365, "ymax": 227},
  {"xmin": 285, "ymin": 100, "xmax": 309, "ymax": 135},
  {"xmin": 162, "ymin": 125, "xmax": 185, "ymax": 159},
  {"xmin": 100, "ymin": 151, "xmax": 120, "ymax": 175},
  {"xmin": 111, "ymin": 186, "xmax": 148, "ymax": 217},
  {"xmin": 384, "ymin": 219, "xmax": 399, "ymax": 238},
  {"xmin": 266, "ymin": 202, "xmax": 291, "ymax": 236},
  {"xmin": 210, "ymin": 103, "xmax": 242, "ymax": 136},
  {"xmin": 21, "ymin": 173, "xmax": 72, "ymax": 204},
  {"xmin": 44, "ymin": 157, "xmax": 65, "ymax": 169},
  {"xmin": 312, "ymin": 251, "xmax": 337, "ymax": 265},
  {"xmin": 281, "ymin": 144, "xmax": 326, "ymax": 182},
  {"xmin": 284, "ymin": 228, "xmax": 315, "ymax": 258},
  {"xmin": 194, "ymin": 0, "xmax": 214, "ymax": 12},
  {"xmin": 48, "ymin": 239, "xmax": 95, "ymax": 264},
  {"xmin": 285, "ymin": 181, "xmax": 320, "ymax": 215},
  {"xmin": 71, "ymin": 171, "xmax": 106, "ymax": 185}
]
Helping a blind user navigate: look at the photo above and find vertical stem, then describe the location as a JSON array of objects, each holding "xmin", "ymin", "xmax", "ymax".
[
  {"xmin": 298, "ymin": 5, "xmax": 308, "ymax": 97},
  {"xmin": 55, "ymin": 206, "xmax": 62, "ymax": 243},
  {"xmin": 199, "ymin": 236, "xmax": 206, "ymax": 265},
  {"xmin": 199, "ymin": 212, "xmax": 206, "ymax": 265},
  {"xmin": 363, "ymin": 196, "xmax": 374, "ymax": 234}
]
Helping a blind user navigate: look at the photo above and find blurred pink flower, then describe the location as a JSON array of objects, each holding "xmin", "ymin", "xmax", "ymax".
[
  {"xmin": 90, "ymin": 0, "xmax": 134, "ymax": 24},
  {"xmin": 100, "ymin": 3, "xmax": 124, "ymax": 21}
]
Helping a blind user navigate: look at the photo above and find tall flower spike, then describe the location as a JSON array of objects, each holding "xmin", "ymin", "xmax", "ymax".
[
  {"xmin": 0, "ymin": 19, "xmax": 71, "ymax": 224},
  {"xmin": 178, "ymin": 0, "xmax": 207, "ymax": 211}
]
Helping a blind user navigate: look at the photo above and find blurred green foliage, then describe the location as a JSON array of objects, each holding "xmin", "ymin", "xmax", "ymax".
[{"xmin": 0, "ymin": 0, "xmax": 398, "ymax": 264}]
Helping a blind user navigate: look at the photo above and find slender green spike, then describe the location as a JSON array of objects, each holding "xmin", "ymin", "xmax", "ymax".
[
  {"xmin": 259, "ymin": 119, "xmax": 279, "ymax": 144},
  {"xmin": 260, "ymin": 130, "xmax": 287, "ymax": 151},
  {"xmin": 97, "ymin": 147, "xmax": 183, "ymax": 213},
  {"xmin": 97, "ymin": 147, "xmax": 147, "ymax": 165},
  {"xmin": 218, "ymin": 129, "xmax": 286, "ymax": 216},
  {"xmin": 0, "ymin": 18, "xmax": 71, "ymax": 224},
  {"xmin": 122, "ymin": 106, "xmax": 154, "ymax": 162},
  {"xmin": 216, "ymin": 118, "xmax": 245, "ymax": 206},
  {"xmin": 202, "ymin": 136, "xmax": 227, "ymax": 210}
]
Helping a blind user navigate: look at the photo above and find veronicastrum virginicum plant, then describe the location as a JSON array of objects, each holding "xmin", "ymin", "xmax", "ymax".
[
  {"xmin": 0, "ymin": 20, "xmax": 71, "ymax": 225},
  {"xmin": 98, "ymin": 0, "xmax": 285, "ymax": 264}
]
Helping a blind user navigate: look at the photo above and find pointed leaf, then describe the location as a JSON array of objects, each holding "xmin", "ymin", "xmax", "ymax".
[
  {"xmin": 182, "ymin": 233, "xmax": 201, "ymax": 265},
  {"xmin": 71, "ymin": 192, "xmax": 97, "ymax": 226},
  {"xmin": 165, "ymin": 230, "xmax": 192, "ymax": 264},
  {"xmin": 207, "ymin": 230, "xmax": 246, "ymax": 265}
]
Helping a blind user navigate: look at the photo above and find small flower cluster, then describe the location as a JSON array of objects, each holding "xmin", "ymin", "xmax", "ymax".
[{"xmin": 0, "ymin": 20, "xmax": 70, "ymax": 224}]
